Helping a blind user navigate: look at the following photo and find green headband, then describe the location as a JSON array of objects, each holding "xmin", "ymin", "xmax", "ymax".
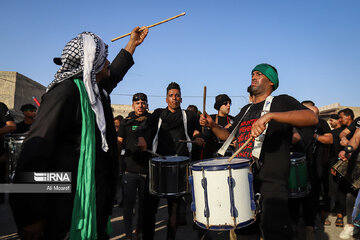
[{"xmin": 252, "ymin": 64, "xmax": 279, "ymax": 90}]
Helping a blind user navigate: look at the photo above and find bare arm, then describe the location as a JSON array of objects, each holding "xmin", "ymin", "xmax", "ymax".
[
  {"xmin": 339, "ymin": 128, "xmax": 360, "ymax": 161},
  {"xmin": 251, "ymin": 109, "xmax": 318, "ymax": 138},
  {"xmin": 0, "ymin": 120, "xmax": 16, "ymax": 136},
  {"xmin": 199, "ymin": 113, "xmax": 230, "ymax": 141},
  {"xmin": 340, "ymin": 128, "xmax": 351, "ymax": 146},
  {"xmin": 316, "ymin": 133, "xmax": 333, "ymax": 144}
]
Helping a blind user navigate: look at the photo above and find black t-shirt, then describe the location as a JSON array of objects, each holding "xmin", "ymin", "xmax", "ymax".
[
  {"xmin": 329, "ymin": 126, "xmax": 345, "ymax": 165},
  {"xmin": 227, "ymin": 94, "xmax": 307, "ymax": 191},
  {"xmin": 14, "ymin": 121, "xmax": 31, "ymax": 134},
  {"xmin": 118, "ymin": 111, "xmax": 150, "ymax": 174},
  {"xmin": 203, "ymin": 114, "xmax": 234, "ymax": 158},
  {"xmin": 348, "ymin": 117, "xmax": 360, "ymax": 132},
  {"xmin": 137, "ymin": 107, "xmax": 201, "ymax": 157},
  {"xmin": 312, "ymin": 119, "xmax": 332, "ymax": 168}
]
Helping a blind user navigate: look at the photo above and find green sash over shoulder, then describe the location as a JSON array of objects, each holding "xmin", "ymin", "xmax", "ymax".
[{"xmin": 70, "ymin": 79, "xmax": 97, "ymax": 240}]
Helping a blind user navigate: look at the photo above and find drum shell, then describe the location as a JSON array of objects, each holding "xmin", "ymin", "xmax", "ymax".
[
  {"xmin": 149, "ymin": 156, "xmax": 189, "ymax": 197},
  {"xmin": 190, "ymin": 157, "xmax": 256, "ymax": 230},
  {"xmin": 288, "ymin": 152, "xmax": 309, "ymax": 198},
  {"xmin": 4, "ymin": 134, "xmax": 27, "ymax": 182}
]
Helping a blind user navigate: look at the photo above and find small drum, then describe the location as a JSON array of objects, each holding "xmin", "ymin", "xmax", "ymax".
[
  {"xmin": 288, "ymin": 152, "xmax": 310, "ymax": 198},
  {"xmin": 149, "ymin": 156, "xmax": 189, "ymax": 197},
  {"xmin": 190, "ymin": 157, "xmax": 256, "ymax": 230},
  {"xmin": 4, "ymin": 134, "xmax": 26, "ymax": 182},
  {"xmin": 332, "ymin": 155, "xmax": 360, "ymax": 189}
]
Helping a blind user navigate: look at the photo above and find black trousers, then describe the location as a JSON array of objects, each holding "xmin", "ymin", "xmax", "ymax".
[{"xmin": 122, "ymin": 172, "xmax": 147, "ymax": 238}]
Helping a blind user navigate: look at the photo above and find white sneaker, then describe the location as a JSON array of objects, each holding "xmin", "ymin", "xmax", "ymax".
[{"xmin": 339, "ymin": 224, "xmax": 354, "ymax": 239}]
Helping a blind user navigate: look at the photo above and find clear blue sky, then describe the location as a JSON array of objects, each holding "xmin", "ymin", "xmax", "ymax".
[{"xmin": 1, "ymin": 0, "xmax": 359, "ymax": 115}]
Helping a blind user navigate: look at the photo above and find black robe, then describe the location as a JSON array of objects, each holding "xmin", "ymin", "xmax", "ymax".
[{"xmin": 10, "ymin": 49, "xmax": 134, "ymax": 239}]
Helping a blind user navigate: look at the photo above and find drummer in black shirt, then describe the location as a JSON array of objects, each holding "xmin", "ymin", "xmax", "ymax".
[
  {"xmin": 117, "ymin": 93, "xmax": 151, "ymax": 240},
  {"xmin": 200, "ymin": 63, "xmax": 318, "ymax": 239},
  {"xmin": 203, "ymin": 94, "xmax": 234, "ymax": 158},
  {"xmin": 13, "ymin": 104, "xmax": 37, "ymax": 134},
  {"xmin": 136, "ymin": 82, "xmax": 204, "ymax": 240}
]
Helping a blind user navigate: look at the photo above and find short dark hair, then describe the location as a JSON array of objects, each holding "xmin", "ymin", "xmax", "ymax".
[
  {"xmin": 187, "ymin": 105, "xmax": 198, "ymax": 113},
  {"xmin": 301, "ymin": 100, "xmax": 315, "ymax": 106},
  {"xmin": 329, "ymin": 114, "xmax": 339, "ymax": 120},
  {"xmin": 166, "ymin": 82, "xmax": 181, "ymax": 95},
  {"xmin": 338, "ymin": 108, "xmax": 354, "ymax": 120},
  {"xmin": 114, "ymin": 115, "xmax": 123, "ymax": 121},
  {"xmin": 20, "ymin": 104, "xmax": 37, "ymax": 112}
]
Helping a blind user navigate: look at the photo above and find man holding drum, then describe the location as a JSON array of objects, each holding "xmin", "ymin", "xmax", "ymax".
[
  {"xmin": 136, "ymin": 82, "xmax": 204, "ymax": 240},
  {"xmin": 200, "ymin": 63, "xmax": 318, "ymax": 239}
]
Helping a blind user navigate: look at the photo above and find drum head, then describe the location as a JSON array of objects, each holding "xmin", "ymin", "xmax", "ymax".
[
  {"xmin": 151, "ymin": 155, "xmax": 189, "ymax": 163},
  {"xmin": 4, "ymin": 134, "xmax": 27, "ymax": 142},
  {"xmin": 191, "ymin": 157, "xmax": 250, "ymax": 171}
]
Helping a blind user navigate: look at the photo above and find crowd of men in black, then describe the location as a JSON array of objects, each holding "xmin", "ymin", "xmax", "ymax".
[{"xmin": 1, "ymin": 27, "xmax": 360, "ymax": 240}]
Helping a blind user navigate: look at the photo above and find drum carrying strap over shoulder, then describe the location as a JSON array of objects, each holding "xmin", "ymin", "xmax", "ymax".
[
  {"xmin": 152, "ymin": 110, "xmax": 192, "ymax": 154},
  {"xmin": 217, "ymin": 104, "xmax": 253, "ymax": 156},
  {"xmin": 251, "ymin": 95, "xmax": 274, "ymax": 159}
]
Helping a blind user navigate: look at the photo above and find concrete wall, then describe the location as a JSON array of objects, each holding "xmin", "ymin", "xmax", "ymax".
[{"xmin": 0, "ymin": 71, "xmax": 45, "ymax": 121}]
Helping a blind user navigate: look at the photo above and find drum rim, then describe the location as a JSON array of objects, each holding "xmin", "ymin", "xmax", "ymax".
[
  {"xmin": 190, "ymin": 157, "xmax": 250, "ymax": 171},
  {"xmin": 150, "ymin": 155, "xmax": 189, "ymax": 162}
]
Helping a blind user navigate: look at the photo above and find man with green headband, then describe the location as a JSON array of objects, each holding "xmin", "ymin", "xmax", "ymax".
[
  {"xmin": 10, "ymin": 27, "xmax": 148, "ymax": 240},
  {"xmin": 200, "ymin": 63, "xmax": 318, "ymax": 239}
]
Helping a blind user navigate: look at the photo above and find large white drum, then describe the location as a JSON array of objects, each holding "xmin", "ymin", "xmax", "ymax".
[{"xmin": 189, "ymin": 157, "xmax": 256, "ymax": 230}]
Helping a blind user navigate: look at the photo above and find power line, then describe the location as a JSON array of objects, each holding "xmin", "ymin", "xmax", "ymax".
[{"xmin": 111, "ymin": 93, "xmax": 247, "ymax": 98}]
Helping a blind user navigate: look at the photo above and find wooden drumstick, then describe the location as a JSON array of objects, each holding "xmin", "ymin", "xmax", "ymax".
[
  {"xmin": 202, "ymin": 86, "xmax": 207, "ymax": 133},
  {"xmin": 228, "ymin": 136, "xmax": 253, "ymax": 162},
  {"xmin": 146, "ymin": 149, "xmax": 166, "ymax": 159},
  {"xmin": 111, "ymin": 12, "xmax": 186, "ymax": 42}
]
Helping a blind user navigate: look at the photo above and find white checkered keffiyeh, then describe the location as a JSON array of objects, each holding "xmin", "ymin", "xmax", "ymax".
[{"xmin": 47, "ymin": 32, "xmax": 110, "ymax": 152}]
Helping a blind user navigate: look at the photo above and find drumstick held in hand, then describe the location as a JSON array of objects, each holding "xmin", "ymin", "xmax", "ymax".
[
  {"xmin": 202, "ymin": 86, "xmax": 207, "ymax": 133},
  {"xmin": 111, "ymin": 12, "xmax": 186, "ymax": 42},
  {"xmin": 228, "ymin": 136, "xmax": 253, "ymax": 162},
  {"xmin": 146, "ymin": 149, "xmax": 166, "ymax": 159}
]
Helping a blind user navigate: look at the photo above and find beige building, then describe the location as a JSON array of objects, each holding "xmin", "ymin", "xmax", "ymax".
[
  {"xmin": 111, "ymin": 104, "xmax": 133, "ymax": 118},
  {"xmin": 0, "ymin": 71, "xmax": 45, "ymax": 121},
  {"xmin": 319, "ymin": 102, "xmax": 360, "ymax": 119}
]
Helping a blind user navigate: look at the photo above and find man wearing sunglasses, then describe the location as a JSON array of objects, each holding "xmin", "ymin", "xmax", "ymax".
[{"xmin": 117, "ymin": 93, "xmax": 150, "ymax": 240}]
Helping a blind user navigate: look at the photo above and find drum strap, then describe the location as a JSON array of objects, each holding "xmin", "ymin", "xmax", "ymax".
[
  {"xmin": 217, "ymin": 104, "xmax": 253, "ymax": 156},
  {"xmin": 152, "ymin": 110, "xmax": 192, "ymax": 154},
  {"xmin": 252, "ymin": 95, "xmax": 274, "ymax": 159}
]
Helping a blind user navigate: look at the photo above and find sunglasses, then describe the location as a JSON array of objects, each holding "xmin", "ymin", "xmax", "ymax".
[{"xmin": 133, "ymin": 97, "xmax": 147, "ymax": 102}]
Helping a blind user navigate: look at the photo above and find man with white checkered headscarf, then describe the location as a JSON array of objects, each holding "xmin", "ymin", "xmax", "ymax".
[{"xmin": 10, "ymin": 27, "xmax": 148, "ymax": 240}]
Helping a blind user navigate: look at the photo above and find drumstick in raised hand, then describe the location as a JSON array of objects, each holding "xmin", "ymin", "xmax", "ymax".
[
  {"xmin": 202, "ymin": 86, "xmax": 207, "ymax": 133},
  {"xmin": 228, "ymin": 136, "xmax": 253, "ymax": 162},
  {"xmin": 111, "ymin": 12, "xmax": 186, "ymax": 42}
]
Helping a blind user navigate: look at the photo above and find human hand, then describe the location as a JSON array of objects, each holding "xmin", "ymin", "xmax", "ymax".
[
  {"xmin": 251, "ymin": 113, "xmax": 272, "ymax": 138},
  {"xmin": 199, "ymin": 113, "xmax": 213, "ymax": 128},
  {"xmin": 340, "ymin": 137, "xmax": 349, "ymax": 146},
  {"xmin": 137, "ymin": 137, "xmax": 148, "ymax": 151},
  {"xmin": 194, "ymin": 137, "xmax": 205, "ymax": 146},
  {"xmin": 18, "ymin": 220, "xmax": 45, "ymax": 240}
]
